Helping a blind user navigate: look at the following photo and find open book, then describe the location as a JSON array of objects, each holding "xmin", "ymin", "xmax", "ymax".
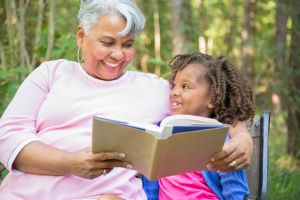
[{"xmin": 92, "ymin": 114, "xmax": 229, "ymax": 180}]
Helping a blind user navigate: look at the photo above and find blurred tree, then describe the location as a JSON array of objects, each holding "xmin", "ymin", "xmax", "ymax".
[
  {"xmin": 31, "ymin": 0, "xmax": 45, "ymax": 68},
  {"xmin": 287, "ymin": 0, "xmax": 300, "ymax": 159},
  {"xmin": 273, "ymin": 0, "xmax": 289, "ymax": 113},
  {"xmin": 241, "ymin": 0, "xmax": 256, "ymax": 85},
  {"xmin": 168, "ymin": 0, "xmax": 193, "ymax": 54},
  {"xmin": 197, "ymin": 0, "xmax": 207, "ymax": 53},
  {"xmin": 152, "ymin": 0, "xmax": 162, "ymax": 76},
  {"xmin": 225, "ymin": 1, "xmax": 238, "ymax": 54},
  {"xmin": 45, "ymin": 0, "xmax": 56, "ymax": 60}
]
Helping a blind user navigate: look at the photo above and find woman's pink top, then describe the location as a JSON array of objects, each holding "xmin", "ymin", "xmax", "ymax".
[
  {"xmin": 159, "ymin": 171, "xmax": 219, "ymax": 200},
  {"xmin": 0, "ymin": 59, "xmax": 170, "ymax": 200}
]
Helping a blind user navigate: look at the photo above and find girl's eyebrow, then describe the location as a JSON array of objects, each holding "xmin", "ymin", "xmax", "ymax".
[{"xmin": 181, "ymin": 78, "xmax": 192, "ymax": 83}]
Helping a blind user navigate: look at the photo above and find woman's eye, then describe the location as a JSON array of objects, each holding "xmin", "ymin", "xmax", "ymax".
[
  {"xmin": 100, "ymin": 41, "xmax": 114, "ymax": 46},
  {"xmin": 122, "ymin": 43, "xmax": 134, "ymax": 48}
]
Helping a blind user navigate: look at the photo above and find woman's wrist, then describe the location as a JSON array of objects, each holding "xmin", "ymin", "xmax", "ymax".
[
  {"xmin": 14, "ymin": 141, "xmax": 73, "ymax": 176},
  {"xmin": 234, "ymin": 133, "xmax": 253, "ymax": 149}
]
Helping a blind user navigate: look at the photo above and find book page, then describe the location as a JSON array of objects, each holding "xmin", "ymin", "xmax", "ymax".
[
  {"xmin": 94, "ymin": 115, "xmax": 162, "ymax": 135},
  {"xmin": 160, "ymin": 114, "xmax": 224, "ymax": 127}
]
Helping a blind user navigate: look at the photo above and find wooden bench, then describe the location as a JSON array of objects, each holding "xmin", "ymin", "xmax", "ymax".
[{"xmin": 0, "ymin": 112, "xmax": 271, "ymax": 200}]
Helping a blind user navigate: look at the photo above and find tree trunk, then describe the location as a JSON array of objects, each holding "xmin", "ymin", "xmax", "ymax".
[
  {"xmin": 17, "ymin": 0, "xmax": 30, "ymax": 69},
  {"xmin": 45, "ymin": 0, "xmax": 56, "ymax": 60},
  {"xmin": 241, "ymin": 0, "xmax": 256, "ymax": 84},
  {"xmin": 287, "ymin": 0, "xmax": 300, "ymax": 159},
  {"xmin": 168, "ymin": 0, "xmax": 192, "ymax": 54},
  {"xmin": 273, "ymin": 0, "xmax": 289, "ymax": 113},
  {"xmin": 0, "ymin": 1, "xmax": 6, "ymax": 68},
  {"xmin": 5, "ymin": 0, "xmax": 18, "ymax": 65},
  {"xmin": 0, "ymin": 40, "xmax": 5, "ymax": 68},
  {"xmin": 31, "ymin": 0, "xmax": 45, "ymax": 69},
  {"xmin": 225, "ymin": 2, "xmax": 238, "ymax": 54},
  {"xmin": 197, "ymin": 0, "xmax": 207, "ymax": 53},
  {"xmin": 152, "ymin": 0, "xmax": 162, "ymax": 76}
]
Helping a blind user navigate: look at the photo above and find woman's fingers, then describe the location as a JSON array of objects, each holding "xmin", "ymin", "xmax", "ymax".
[
  {"xmin": 67, "ymin": 148, "xmax": 132, "ymax": 179},
  {"xmin": 93, "ymin": 151, "xmax": 126, "ymax": 161},
  {"xmin": 100, "ymin": 159, "xmax": 132, "ymax": 170},
  {"xmin": 91, "ymin": 151, "xmax": 132, "ymax": 169},
  {"xmin": 207, "ymin": 138, "xmax": 251, "ymax": 171}
]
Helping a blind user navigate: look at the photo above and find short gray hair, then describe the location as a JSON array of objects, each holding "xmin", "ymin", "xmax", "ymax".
[{"xmin": 78, "ymin": 0, "xmax": 145, "ymax": 36}]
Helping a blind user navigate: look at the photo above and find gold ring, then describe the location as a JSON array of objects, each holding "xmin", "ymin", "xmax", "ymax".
[
  {"xmin": 228, "ymin": 160, "xmax": 238, "ymax": 169},
  {"xmin": 102, "ymin": 169, "xmax": 107, "ymax": 176}
]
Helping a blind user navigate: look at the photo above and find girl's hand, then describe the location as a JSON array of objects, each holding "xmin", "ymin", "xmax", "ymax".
[
  {"xmin": 67, "ymin": 147, "xmax": 132, "ymax": 179},
  {"xmin": 207, "ymin": 134, "xmax": 253, "ymax": 172}
]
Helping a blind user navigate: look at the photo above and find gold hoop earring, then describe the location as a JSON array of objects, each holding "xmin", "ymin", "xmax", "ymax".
[{"xmin": 77, "ymin": 48, "xmax": 83, "ymax": 63}]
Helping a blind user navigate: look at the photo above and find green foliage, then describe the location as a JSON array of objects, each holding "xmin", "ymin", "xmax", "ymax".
[
  {"xmin": 0, "ymin": 169, "xmax": 9, "ymax": 181},
  {"xmin": 268, "ymin": 113, "xmax": 300, "ymax": 199},
  {"xmin": 0, "ymin": 67, "xmax": 29, "ymax": 114}
]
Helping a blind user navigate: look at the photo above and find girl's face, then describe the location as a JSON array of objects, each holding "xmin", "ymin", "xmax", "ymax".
[
  {"xmin": 170, "ymin": 63, "xmax": 211, "ymax": 117},
  {"xmin": 77, "ymin": 14, "xmax": 135, "ymax": 80}
]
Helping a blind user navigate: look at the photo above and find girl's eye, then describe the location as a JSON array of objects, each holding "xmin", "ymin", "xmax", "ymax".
[{"xmin": 183, "ymin": 84, "xmax": 189, "ymax": 89}]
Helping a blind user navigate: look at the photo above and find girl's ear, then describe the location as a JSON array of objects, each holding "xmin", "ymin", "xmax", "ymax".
[
  {"xmin": 76, "ymin": 26, "xmax": 85, "ymax": 48},
  {"xmin": 208, "ymin": 102, "xmax": 214, "ymax": 109}
]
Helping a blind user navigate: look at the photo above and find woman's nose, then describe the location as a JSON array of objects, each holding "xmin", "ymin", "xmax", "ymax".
[{"xmin": 110, "ymin": 47, "xmax": 125, "ymax": 60}]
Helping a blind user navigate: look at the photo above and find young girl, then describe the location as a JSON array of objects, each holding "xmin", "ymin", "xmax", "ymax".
[{"xmin": 143, "ymin": 52, "xmax": 255, "ymax": 200}]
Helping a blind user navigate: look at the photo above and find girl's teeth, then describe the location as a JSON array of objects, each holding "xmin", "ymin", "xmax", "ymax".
[{"xmin": 172, "ymin": 102, "xmax": 179, "ymax": 106}]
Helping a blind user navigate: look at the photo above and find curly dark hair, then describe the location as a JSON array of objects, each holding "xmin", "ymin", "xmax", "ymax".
[{"xmin": 169, "ymin": 52, "xmax": 255, "ymax": 125}]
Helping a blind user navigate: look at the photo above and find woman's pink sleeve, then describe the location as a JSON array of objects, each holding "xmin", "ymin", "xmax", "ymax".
[{"xmin": 0, "ymin": 62, "xmax": 52, "ymax": 171}]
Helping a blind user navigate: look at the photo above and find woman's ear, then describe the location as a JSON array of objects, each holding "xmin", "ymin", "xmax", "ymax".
[{"xmin": 76, "ymin": 26, "xmax": 85, "ymax": 48}]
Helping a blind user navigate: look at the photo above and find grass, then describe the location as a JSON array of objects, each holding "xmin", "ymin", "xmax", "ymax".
[{"xmin": 268, "ymin": 112, "xmax": 300, "ymax": 200}]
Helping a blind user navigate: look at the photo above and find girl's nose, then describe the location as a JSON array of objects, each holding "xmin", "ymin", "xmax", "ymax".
[{"xmin": 171, "ymin": 87, "xmax": 180, "ymax": 96}]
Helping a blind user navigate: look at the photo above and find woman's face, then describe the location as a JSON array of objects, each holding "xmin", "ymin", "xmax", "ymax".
[
  {"xmin": 77, "ymin": 14, "xmax": 135, "ymax": 80},
  {"xmin": 169, "ymin": 63, "xmax": 211, "ymax": 117}
]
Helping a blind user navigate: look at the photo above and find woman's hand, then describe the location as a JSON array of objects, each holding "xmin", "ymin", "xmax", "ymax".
[
  {"xmin": 207, "ymin": 134, "xmax": 253, "ymax": 172},
  {"xmin": 67, "ymin": 147, "xmax": 132, "ymax": 179},
  {"xmin": 207, "ymin": 122, "xmax": 253, "ymax": 172}
]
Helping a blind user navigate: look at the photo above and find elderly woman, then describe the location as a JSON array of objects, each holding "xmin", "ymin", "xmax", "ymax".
[{"xmin": 0, "ymin": 0, "xmax": 252, "ymax": 199}]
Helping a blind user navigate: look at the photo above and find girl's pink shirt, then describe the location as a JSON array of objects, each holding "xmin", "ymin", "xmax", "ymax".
[
  {"xmin": 159, "ymin": 171, "xmax": 219, "ymax": 200},
  {"xmin": 0, "ymin": 59, "xmax": 170, "ymax": 200}
]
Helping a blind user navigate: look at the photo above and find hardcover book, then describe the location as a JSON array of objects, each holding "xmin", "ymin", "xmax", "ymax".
[{"xmin": 92, "ymin": 114, "xmax": 228, "ymax": 180}]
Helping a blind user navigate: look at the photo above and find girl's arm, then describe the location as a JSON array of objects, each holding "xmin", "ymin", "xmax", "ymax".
[{"xmin": 218, "ymin": 170, "xmax": 250, "ymax": 200}]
